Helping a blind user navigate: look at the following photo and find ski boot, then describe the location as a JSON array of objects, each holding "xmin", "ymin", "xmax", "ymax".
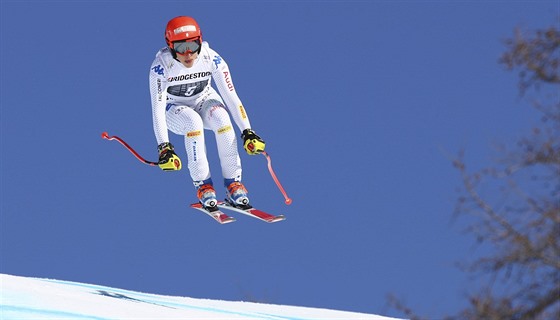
[
  {"xmin": 196, "ymin": 179, "xmax": 218, "ymax": 209},
  {"xmin": 225, "ymin": 179, "xmax": 249, "ymax": 208}
]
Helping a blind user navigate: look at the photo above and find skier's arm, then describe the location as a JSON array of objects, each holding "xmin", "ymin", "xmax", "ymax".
[
  {"xmin": 211, "ymin": 55, "xmax": 265, "ymax": 154},
  {"xmin": 150, "ymin": 72, "xmax": 169, "ymax": 144},
  {"xmin": 211, "ymin": 56, "xmax": 252, "ymax": 132},
  {"xmin": 149, "ymin": 69, "xmax": 169, "ymax": 145},
  {"xmin": 149, "ymin": 59, "xmax": 182, "ymax": 170}
]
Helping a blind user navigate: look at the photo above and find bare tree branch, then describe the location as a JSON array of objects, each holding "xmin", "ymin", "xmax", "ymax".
[{"xmin": 388, "ymin": 22, "xmax": 560, "ymax": 320}]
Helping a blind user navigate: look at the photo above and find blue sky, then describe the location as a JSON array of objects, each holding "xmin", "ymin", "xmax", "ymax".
[{"xmin": 1, "ymin": 1, "xmax": 557, "ymax": 319}]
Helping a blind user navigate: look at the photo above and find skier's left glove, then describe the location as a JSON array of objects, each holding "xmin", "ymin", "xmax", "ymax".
[
  {"xmin": 242, "ymin": 129, "xmax": 265, "ymax": 155},
  {"xmin": 157, "ymin": 142, "xmax": 182, "ymax": 171}
]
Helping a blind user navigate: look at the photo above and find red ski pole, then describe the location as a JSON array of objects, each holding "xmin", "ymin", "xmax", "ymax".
[
  {"xmin": 101, "ymin": 132, "xmax": 158, "ymax": 166},
  {"xmin": 103, "ymin": 132, "xmax": 290, "ymax": 203},
  {"xmin": 262, "ymin": 151, "xmax": 292, "ymax": 205}
]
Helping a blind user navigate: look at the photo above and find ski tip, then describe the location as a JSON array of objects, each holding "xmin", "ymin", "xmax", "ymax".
[
  {"xmin": 221, "ymin": 217, "xmax": 237, "ymax": 224},
  {"xmin": 101, "ymin": 131, "xmax": 109, "ymax": 139},
  {"xmin": 285, "ymin": 198, "xmax": 292, "ymax": 205},
  {"xmin": 266, "ymin": 215, "xmax": 286, "ymax": 223}
]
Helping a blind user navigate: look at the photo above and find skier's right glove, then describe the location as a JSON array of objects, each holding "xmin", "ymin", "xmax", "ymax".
[{"xmin": 157, "ymin": 142, "xmax": 182, "ymax": 171}]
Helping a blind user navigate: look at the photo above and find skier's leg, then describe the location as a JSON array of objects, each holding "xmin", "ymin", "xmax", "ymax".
[
  {"xmin": 166, "ymin": 104, "xmax": 212, "ymax": 185},
  {"xmin": 166, "ymin": 104, "xmax": 217, "ymax": 207},
  {"xmin": 200, "ymin": 99, "xmax": 249, "ymax": 205},
  {"xmin": 200, "ymin": 100, "xmax": 242, "ymax": 183}
]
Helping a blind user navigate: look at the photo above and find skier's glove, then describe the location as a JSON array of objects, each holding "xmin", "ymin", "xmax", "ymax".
[
  {"xmin": 157, "ymin": 142, "xmax": 182, "ymax": 171},
  {"xmin": 242, "ymin": 129, "xmax": 265, "ymax": 155}
]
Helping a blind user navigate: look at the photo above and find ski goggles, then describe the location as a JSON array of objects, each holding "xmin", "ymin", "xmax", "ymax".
[{"xmin": 173, "ymin": 40, "xmax": 200, "ymax": 55}]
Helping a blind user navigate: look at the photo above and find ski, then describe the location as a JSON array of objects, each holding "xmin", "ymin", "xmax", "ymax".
[
  {"xmin": 190, "ymin": 203, "xmax": 236, "ymax": 224},
  {"xmin": 217, "ymin": 201, "xmax": 286, "ymax": 223}
]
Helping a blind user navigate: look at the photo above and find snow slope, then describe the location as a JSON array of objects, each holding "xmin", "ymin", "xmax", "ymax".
[{"xmin": 1, "ymin": 274, "xmax": 401, "ymax": 320}]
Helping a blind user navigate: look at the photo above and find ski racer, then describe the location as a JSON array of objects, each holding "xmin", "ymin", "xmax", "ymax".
[{"xmin": 149, "ymin": 16, "xmax": 266, "ymax": 209}]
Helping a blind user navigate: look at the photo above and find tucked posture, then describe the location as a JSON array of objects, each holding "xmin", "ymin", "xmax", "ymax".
[{"xmin": 149, "ymin": 16, "xmax": 265, "ymax": 209}]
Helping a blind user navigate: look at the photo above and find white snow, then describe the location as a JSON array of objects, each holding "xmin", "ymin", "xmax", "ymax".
[{"xmin": 1, "ymin": 273, "xmax": 401, "ymax": 320}]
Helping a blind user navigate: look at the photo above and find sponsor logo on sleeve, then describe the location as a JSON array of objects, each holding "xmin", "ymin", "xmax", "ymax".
[
  {"xmin": 157, "ymin": 78, "xmax": 163, "ymax": 102},
  {"xmin": 213, "ymin": 55, "xmax": 222, "ymax": 68},
  {"xmin": 223, "ymin": 71, "xmax": 234, "ymax": 91},
  {"xmin": 152, "ymin": 65, "xmax": 164, "ymax": 76},
  {"xmin": 239, "ymin": 105, "xmax": 247, "ymax": 119}
]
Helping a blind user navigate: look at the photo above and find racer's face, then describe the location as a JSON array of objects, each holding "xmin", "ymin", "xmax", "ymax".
[
  {"xmin": 173, "ymin": 39, "xmax": 200, "ymax": 68},
  {"xmin": 176, "ymin": 51, "xmax": 198, "ymax": 68}
]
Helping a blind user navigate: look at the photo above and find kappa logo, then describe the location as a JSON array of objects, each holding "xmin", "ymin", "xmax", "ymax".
[
  {"xmin": 152, "ymin": 65, "xmax": 164, "ymax": 76},
  {"xmin": 213, "ymin": 55, "xmax": 222, "ymax": 68}
]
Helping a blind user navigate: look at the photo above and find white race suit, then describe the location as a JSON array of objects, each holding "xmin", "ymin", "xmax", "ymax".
[{"xmin": 149, "ymin": 42, "xmax": 252, "ymax": 187}]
